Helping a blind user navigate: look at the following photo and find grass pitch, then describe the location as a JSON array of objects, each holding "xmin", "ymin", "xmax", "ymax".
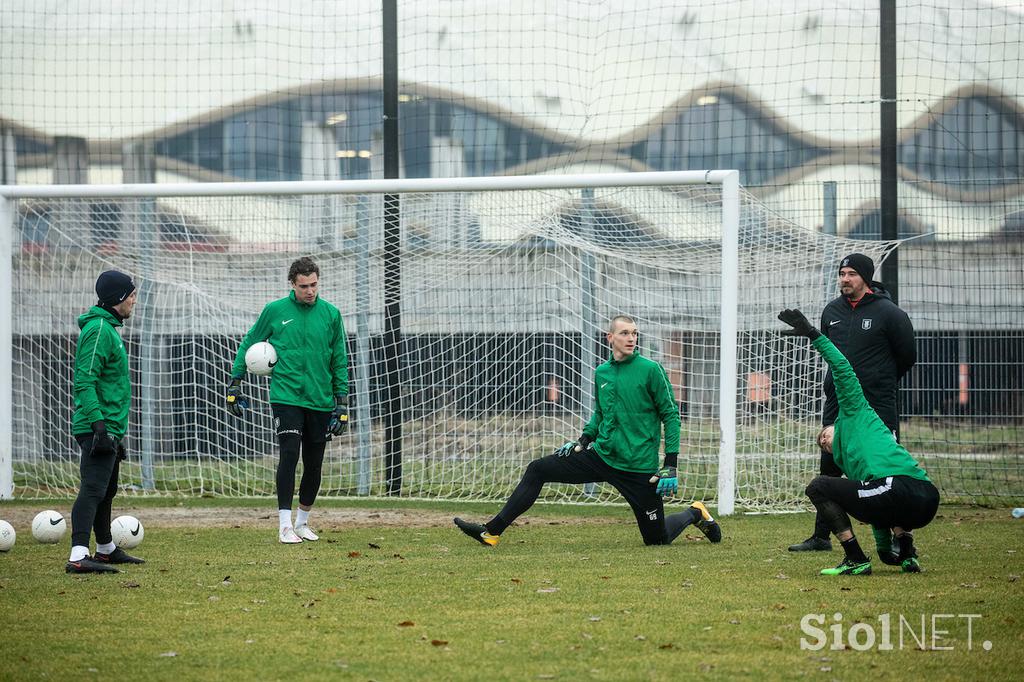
[{"xmin": 0, "ymin": 502, "xmax": 1022, "ymax": 681}]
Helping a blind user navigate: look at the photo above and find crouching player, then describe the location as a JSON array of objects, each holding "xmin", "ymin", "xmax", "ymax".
[{"xmin": 778, "ymin": 309, "xmax": 939, "ymax": 575}]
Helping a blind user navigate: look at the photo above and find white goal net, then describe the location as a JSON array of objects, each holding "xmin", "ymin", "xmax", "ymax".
[{"xmin": 1, "ymin": 172, "xmax": 894, "ymax": 511}]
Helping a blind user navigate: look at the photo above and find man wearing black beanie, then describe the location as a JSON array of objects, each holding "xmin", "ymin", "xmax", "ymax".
[
  {"xmin": 787, "ymin": 253, "xmax": 916, "ymax": 557},
  {"xmin": 66, "ymin": 270, "xmax": 146, "ymax": 573}
]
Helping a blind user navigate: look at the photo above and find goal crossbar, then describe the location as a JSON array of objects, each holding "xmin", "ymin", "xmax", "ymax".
[
  {"xmin": 0, "ymin": 170, "xmax": 737, "ymax": 200},
  {"xmin": 0, "ymin": 171, "xmax": 742, "ymax": 513}
]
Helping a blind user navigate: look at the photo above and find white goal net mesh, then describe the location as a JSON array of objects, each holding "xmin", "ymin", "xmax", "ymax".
[{"xmin": 8, "ymin": 179, "xmax": 894, "ymax": 509}]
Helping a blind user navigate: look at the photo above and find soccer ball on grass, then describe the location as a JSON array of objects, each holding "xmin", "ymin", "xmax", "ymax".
[
  {"xmin": 111, "ymin": 515, "xmax": 144, "ymax": 549},
  {"xmin": 0, "ymin": 520, "xmax": 15, "ymax": 551},
  {"xmin": 32, "ymin": 510, "xmax": 66, "ymax": 543}
]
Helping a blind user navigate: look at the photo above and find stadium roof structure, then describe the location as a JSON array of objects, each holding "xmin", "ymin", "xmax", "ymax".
[{"xmin": 1, "ymin": 0, "xmax": 1021, "ymax": 146}]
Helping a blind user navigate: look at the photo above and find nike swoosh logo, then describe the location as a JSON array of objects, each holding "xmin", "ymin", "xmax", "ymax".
[
  {"xmin": 268, "ymin": 359, "xmax": 277, "ymax": 367},
  {"xmin": 601, "ymin": 382, "xmax": 609, "ymax": 389},
  {"xmin": 282, "ymin": 319, "xmax": 294, "ymax": 325},
  {"xmin": 130, "ymin": 525, "xmax": 140, "ymax": 536},
  {"xmin": 50, "ymin": 518, "xmax": 62, "ymax": 525},
  {"xmin": 829, "ymin": 320, "xmax": 841, "ymax": 326}
]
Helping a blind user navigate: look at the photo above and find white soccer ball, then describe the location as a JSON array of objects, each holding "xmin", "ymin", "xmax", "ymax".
[
  {"xmin": 0, "ymin": 520, "xmax": 15, "ymax": 552},
  {"xmin": 32, "ymin": 510, "xmax": 66, "ymax": 544},
  {"xmin": 111, "ymin": 515, "xmax": 144, "ymax": 549},
  {"xmin": 245, "ymin": 341, "xmax": 278, "ymax": 376}
]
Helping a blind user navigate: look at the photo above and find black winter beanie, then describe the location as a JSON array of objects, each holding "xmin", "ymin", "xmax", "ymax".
[
  {"xmin": 95, "ymin": 270, "xmax": 136, "ymax": 306},
  {"xmin": 839, "ymin": 253, "xmax": 874, "ymax": 284}
]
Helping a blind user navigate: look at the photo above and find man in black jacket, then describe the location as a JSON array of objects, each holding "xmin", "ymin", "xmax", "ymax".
[{"xmin": 788, "ymin": 253, "xmax": 916, "ymax": 552}]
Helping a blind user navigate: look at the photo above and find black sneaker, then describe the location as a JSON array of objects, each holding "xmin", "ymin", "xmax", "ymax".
[
  {"xmin": 788, "ymin": 536, "xmax": 832, "ymax": 552},
  {"xmin": 95, "ymin": 547, "xmax": 145, "ymax": 564},
  {"xmin": 690, "ymin": 502, "xmax": 722, "ymax": 543},
  {"xmin": 65, "ymin": 556, "xmax": 120, "ymax": 574},
  {"xmin": 453, "ymin": 517, "xmax": 499, "ymax": 547}
]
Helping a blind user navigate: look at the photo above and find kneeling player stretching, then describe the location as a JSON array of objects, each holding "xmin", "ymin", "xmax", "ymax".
[
  {"xmin": 779, "ymin": 309, "xmax": 939, "ymax": 575},
  {"xmin": 454, "ymin": 315, "xmax": 721, "ymax": 547}
]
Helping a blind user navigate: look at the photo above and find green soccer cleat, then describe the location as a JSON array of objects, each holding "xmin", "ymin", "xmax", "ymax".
[
  {"xmin": 454, "ymin": 517, "xmax": 499, "ymax": 547},
  {"xmin": 900, "ymin": 557, "xmax": 922, "ymax": 573},
  {"xmin": 689, "ymin": 501, "xmax": 722, "ymax": 543},
  {"xmin": 820, "ymin": 558, "xmax": 872, "ymax": 576}
]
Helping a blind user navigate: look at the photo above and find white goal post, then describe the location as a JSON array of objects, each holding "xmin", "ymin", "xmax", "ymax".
[{"xmin": 0, "ymin": 171, "xmax": 891, "ymax": 512}]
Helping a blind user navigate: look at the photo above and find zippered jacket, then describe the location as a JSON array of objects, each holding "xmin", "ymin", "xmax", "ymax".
[
  {"xmin": 820, "ymin": 283, "xmax": 915, "ymax": 428},
  {"xmin": 582, "ymin": 350, "xmax": 680, "ymax": 474},
  {"xmin": 72, "ymin": 306, "xmax": 131, "ymax": 438},
  {"xmin": 232, "ymin": 292, "xmax": 348, "ymax": 411},
  {"xmin": 812, "ymin": 335, "xmax": 930, "ymax": 483}
]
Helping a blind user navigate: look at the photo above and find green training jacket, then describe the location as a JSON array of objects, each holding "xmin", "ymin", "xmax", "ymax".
[
  {"xmin": 72, "ymin": 306, "xmax": 131, "ymax": 438},
  {"xmin": 232, "ymin": 292, "xmax": 348, "ymax": 411},
  {"xmin": 812, "ymin": 335, "xmax": 929, "ymax": 483},
  {"xmin": 582, "ymin": 350, "xmax": 680, "ymax": 474}
]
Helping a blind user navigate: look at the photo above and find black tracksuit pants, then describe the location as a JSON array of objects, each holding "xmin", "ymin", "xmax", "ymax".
[
  {"xmin": 487, "ymin": 449, "xmax": 693, "ymax": 546},
  {"xmin": 70, "ymin": 433, "xmax": 121, "ymax": 548}
]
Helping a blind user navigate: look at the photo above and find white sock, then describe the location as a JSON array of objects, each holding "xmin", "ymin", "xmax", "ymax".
[
  {"xmin": 69, "ymin": 545, "xmax": 89, "ymax": 562},
  {"xmin": 295, "ymin": 508, "xmax": 310, "ymax": 528},
  {"xmin": 279, "ymin": 509, "xmax": 293, "ymax": 530},
  {"xmin": 96, "ymin": 541, "xmax": 116, "ymax": 555}
]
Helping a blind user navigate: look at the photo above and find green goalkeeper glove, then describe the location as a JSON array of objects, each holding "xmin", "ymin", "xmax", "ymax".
[
  {"xmin": 554, "ymin": 434, "xmax": 593, "ymax": 457},
  {"xmin": 649, "ymin": 466, "xmax": 678, "ymax": 497}
]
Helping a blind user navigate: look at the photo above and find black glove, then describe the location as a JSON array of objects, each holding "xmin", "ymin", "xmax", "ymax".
[
  {"xmin": 778, "ymin": 309, "xmax": 821, "ymax": 340},
  {"xmin": 226, "ymin": 378, "xmax": 249, "ymax": 418},
  {"xmin": 555, "ymin": 433, "xmax": 593, "ymax": 457},
  {"xmin": 91, "ymin": 421, "xmax": 115, "ymax": 457},
  {"xmin": 117, "ymin": 441, "xmax": 127, "ymax": 462},
  {"xmin": 327, "ymin": 394, "xmax": 349, "ymax": 437}
]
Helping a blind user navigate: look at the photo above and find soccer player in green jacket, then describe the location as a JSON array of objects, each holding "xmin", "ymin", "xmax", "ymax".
[
  {"xmin": 455, "ymin": 315, "xmax": 721, "ymax": 547},
  {"xmin": 227, "ymin": 257, "xmax": 349, "ymax": 544},
  {"xmin": 66, "ymin": 270, "xmax": 146, "ymax": 573},
  {"xmin": 778, "ymin": 309, "xmax": 939, "ymax": 576}
]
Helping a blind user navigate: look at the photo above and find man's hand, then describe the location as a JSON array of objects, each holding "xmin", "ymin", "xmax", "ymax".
[
  {"xmin": 226, "ymin": 378, "xmax": 249, "ymax": 418},
  {"xmin": 649, "ymin": 466, "xmax": 678, "ymax": 497},
  {"xmin": 327, "ymin": 394, "xmax": 349, "ymax": 437},
  {"xmin": 117, "ymin": 441, "xmax": 127, "ymax": 462},
  {"xmin": 91, "ymin": 421, "xmax": 115, "ymax": 458},
  {"xmin": 778, "ymin": 309, "xmax": 821, "ymax": 340},
  {"xmin": 555, "ymin": 434, "xmax": 592, "ymax": 457}
]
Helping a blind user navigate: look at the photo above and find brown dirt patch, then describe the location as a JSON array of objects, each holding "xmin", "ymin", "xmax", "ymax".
[{"xmin": 0, "ymin": 504, "xmax": 619, "ymax": 531}]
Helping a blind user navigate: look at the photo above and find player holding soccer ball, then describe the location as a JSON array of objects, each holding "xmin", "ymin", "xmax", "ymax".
[
  {"xmin": 66, "ymin": 271, "xmax": 146, "ymax": 574},
  {"xmin": 227, "ymin": 257, "xmax": 349, "ymax": 544},
  {"xmin": 455, "ymin": 315, "xmax": 721, "ymax": 547},
  {"xmin": 778, "ymin": 309, "xmax": 939, "ymax": 576}
]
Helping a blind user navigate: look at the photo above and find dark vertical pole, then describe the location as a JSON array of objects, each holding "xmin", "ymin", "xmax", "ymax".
[
  {"xmin": 382, "ymin": 0, "xmax": 403, "ymax": 494},
  {"xmin": 880, "ymin": 0, "xmax": 899, "ymax": 302}
]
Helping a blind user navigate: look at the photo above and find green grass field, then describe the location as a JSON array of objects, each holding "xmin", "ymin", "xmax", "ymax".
[{"xmin": 1, "ymin": 501, "xmax": 1022, "ymax": 681}]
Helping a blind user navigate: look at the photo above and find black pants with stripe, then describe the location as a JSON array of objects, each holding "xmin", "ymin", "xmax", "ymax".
[
  {"xmin": 812, "ymin": 404, "xmax": 901, "ymax": 540},
  {"xmin": 805, "ymin": 474, "xmax": 939, "ymax": 536},
  {"xmin": 488, "ymin": 449, "xmax": 671, "ymax": 545}
]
